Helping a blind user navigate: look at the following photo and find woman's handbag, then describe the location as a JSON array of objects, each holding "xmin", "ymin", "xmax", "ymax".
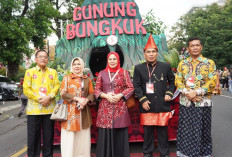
[
  {"xmin": 50, "ymin": 99, "xmax": 67, "ymax": 121},
  {"xmin": 123, "ymin": 70, "xmax": 136, "ymax": 108},
  {"xmin": 126, "ymin": 93, "xmax": 136, "ymax": 109},
  {"xmin": 51, "ymin": 76, "xmax": 69, "ymax": 121}
]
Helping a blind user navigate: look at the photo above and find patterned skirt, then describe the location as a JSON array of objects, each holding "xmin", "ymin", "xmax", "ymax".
[{"xmin": 177, "ymin": 103, "xmax": 212, "ymax": 157}]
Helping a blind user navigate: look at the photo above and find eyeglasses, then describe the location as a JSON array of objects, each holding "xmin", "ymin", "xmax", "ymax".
[{"xmin": 37, "ymin": 56, "xmax": 48, "ymax": 59}]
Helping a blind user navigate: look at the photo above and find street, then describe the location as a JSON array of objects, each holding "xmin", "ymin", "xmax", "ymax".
[{"xmin": 0, "ymin": 91, "xmax": 232, "ymax": 157}]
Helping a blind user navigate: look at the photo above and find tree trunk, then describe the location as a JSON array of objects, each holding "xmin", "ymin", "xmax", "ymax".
[{"xmin": 7, "ymin": 62, "xmax": 19, "ymax": 78}]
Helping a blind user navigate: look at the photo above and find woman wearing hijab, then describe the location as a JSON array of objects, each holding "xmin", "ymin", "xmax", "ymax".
[
  {"xmin": 60, "ymin": 57, "xmax": 94, "ymax": 157},
  {"xmin": 94, "ymin": 52, "xmax": 134, "ymax": 157}
]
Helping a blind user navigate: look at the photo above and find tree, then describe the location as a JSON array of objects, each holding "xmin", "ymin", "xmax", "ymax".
[
  {"xmin": 0, "ymin": 0, "xmax": 60, "ymax": 79},
  {"xmin": 169, "ymin": 0, "xmax": 232, "ymax": 68},
  {"xmin": 0, "ymin": 0, "xmax": 85, "ymax": 80},
  {"xmin": 49, "ymin": 0, "xmax": 85, "ymax": 39},
  {"xmin": 142, "ymin": 9, "xmax": 166, "ymax": 35}
]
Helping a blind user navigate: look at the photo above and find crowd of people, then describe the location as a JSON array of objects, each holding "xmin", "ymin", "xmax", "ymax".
[
  {"xmin": 212, "ymin": 67, "xmax": 232, "ymax": 95},
  {"xmin": 20, "ymin": 36, "xmax": 227, "ymax": 157},
  {"xmin": 219, "ymin": 67, "xmax": 232, "ymax": 93}
]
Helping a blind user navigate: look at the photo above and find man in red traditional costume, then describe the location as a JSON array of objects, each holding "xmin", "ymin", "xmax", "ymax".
[{"xmin": 133, "ymin": 34, "xmax": 175, "ymax": 157}]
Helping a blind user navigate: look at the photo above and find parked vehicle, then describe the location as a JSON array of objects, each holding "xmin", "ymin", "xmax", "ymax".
[
  {"xmin": 0, "ymin": 76, "xmax": 19, "ymax": 101},
  {"xmin": 0, "ymin": 85, "xmax": 4, "ymax": 101}
]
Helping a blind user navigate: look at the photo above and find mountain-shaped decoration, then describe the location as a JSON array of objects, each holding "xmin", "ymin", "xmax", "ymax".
[{"xmin": 55, "ymin": 0, "xmax": 168, "ymax": 75}]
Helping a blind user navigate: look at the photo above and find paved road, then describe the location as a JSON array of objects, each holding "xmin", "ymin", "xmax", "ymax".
[
  {"xmin": 0, "ymin": 100, "xmax": 27, "ymax": 157},
  {"xmin": 0, "ymin": 91, "xmax": 232, "ymax": 157},
  {"xmin": 212, "ymin": 91, "xmax": 232, "ymax": 157}
]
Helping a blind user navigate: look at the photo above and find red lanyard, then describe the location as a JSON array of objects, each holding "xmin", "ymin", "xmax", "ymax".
[{"xmin": 147, "ymin": 63, "xmax": 156, "ymax": 81}]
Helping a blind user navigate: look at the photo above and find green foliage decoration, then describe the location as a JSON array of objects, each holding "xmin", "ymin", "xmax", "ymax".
[
  {"xmin": 163, "ymin": 49, "xmax": 180, "ymax": 70},
  {"xmin": 56, "ymin": 33, "xmax": 167, "ymax": 73}
]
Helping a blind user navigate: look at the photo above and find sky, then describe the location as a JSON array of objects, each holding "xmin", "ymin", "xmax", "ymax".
[
  {"xmin": 135, "ymin": 0, "xmax": 218, "ymax": 27},
  {"xmin": 48, "ymin": 0, "xmax": 219, "ymax": 45}
]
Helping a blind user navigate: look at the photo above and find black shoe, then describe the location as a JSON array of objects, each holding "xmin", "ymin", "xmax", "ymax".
[
  {"xmin": 18, "ymin": 112, "xmax": 23, "ymax": 117},
  {"xmin": 160, "ymin": 155, "xmax": 170, "ymax": 157}
]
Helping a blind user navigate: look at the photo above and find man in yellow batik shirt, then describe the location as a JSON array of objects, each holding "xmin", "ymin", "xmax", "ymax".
[
  {"xmin": 175, "ymin": 37, "xmax": 216, "ymax": 157},
  {"xmin": 23, "ymin": 49, "xmax": 60, "ymax": 157}
]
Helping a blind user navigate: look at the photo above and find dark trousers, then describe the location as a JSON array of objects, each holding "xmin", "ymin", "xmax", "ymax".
[
  {"xmin": 27, "ymin": 115, "xmax": 54, "ymax": 157},
  {"xmin": 143, "ymin": 125, "xmax": 169, "ymax": 156},
  {"xmin": 19, "ymin": 99, "xmax": 28, "ymax": 113},
  {"xmin": 222, "ymin": 78, "xmax": 228, "ymax": 88}
]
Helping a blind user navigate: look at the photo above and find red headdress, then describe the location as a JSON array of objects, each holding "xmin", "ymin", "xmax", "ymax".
[
  {"xmin": 144, "ymin": 34, "xmax": 158, "ymax": 51},
  {"xmin": 104, "ymin": 52, "xmax": 124, "ymax": 73}
]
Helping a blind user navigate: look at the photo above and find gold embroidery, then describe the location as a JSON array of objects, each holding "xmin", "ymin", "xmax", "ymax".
[
  {"xmin": 166, "ymin": 91, "xmax": 173, "ymax": 96},
  {"xmin": 139, "ymin": 96, "xmax": 147, "ymax": 102}
]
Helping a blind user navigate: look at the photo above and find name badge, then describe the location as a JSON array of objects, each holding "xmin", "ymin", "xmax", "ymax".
[
  {"xmin": 39, "ymin": 87, "xmax": 47, "ymax": 97},
  {"xmin": 146, "ymin": 82, "xmax": 154, "ymax": 94},
  {"xmin": 186, "ymin": 76, "xmax": 195, "ymax": 88}
]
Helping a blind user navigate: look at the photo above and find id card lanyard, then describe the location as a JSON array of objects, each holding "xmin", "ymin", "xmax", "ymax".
[
  {"xmin": 146, "ymin": 64, "xmax": 156, "ymax": 94},
  {"xmin": 108, "ymin": 69, "xmax": 120, "ymax": 83},
  {"xmin": 39, "ymin": 68, "xmax": 47, "ymax": 109},
  {"xmin": 40, "ymin": 69, "xmax": 47, "ymax": 95},
  {"xmin": 147, "ymin": 63, "xmax": 156, "ymax": 83},
  {"xmin": 187, "ymin": 60, "xmax": 200, "ymax": 89}
]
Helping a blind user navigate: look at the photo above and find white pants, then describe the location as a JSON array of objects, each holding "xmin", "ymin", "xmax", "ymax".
[{"xmin": 61, "ymin": 127, "xmax": 91, "ymax": 157}]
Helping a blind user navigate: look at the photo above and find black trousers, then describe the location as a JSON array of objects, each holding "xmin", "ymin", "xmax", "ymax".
[
  {"xmin": 222, "ymin": 78, "xmax": 228, "ymax": 88},
  {"xmin": 143, "ymin": 125, "xmax": 169, "ymax": 156},
  {"xmin": 27, "ymin": 115, "xmax": 54, "ymax": 157}
]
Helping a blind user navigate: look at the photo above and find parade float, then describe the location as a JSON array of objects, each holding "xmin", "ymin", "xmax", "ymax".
[{"xmin": 53, "ymin": 0, "xmax": 179, "ymax": 144}]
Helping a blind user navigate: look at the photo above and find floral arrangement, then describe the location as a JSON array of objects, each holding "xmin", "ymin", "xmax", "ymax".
[
  {"xmin": 91, "ymin": 72, "xmax": 99, "ymax": 88},
  {"xmin": 179, "ymin": 47, "xmax": 189, "ymax": 60}
]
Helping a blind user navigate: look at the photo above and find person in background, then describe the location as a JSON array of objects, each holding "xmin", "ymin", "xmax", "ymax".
[
  {"xmin": 221, "ymin": 67, "xmax": 229, "ymax": 90},
  {"xmin": 219, "ymin": 69, "xmax": 223, "ymax": 84},
  {"xmin": 228, "ymin": 77, "xmax": 232, "ymax": 93},
  {"xmin": 94, "ymin": 52, "xmax": 134, "ymax": 157},
  {"xmin": 23, "ymin": 49, "xmax": 60, "ymax": 157},
  {"xmin": 18, "ymin": 78, "xmax": 28, "ymax": 117},
  {"xmin": 133, "ymin": 34, "xmax": 175, "ymax": 157},
  {"xmin": 229, "ymin": 69, "xmax": 232, "ymax": 93},
  {"xmin": 60, "ymin": 57, "xmax": 94, "ymax": 157},
  {"xmin": 175, "ymin": 37, "xmax": 217, "ymax": 157},
  {"xmin": 212, "ymin": 70, "xmax": 222, "ymax": 95}
]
